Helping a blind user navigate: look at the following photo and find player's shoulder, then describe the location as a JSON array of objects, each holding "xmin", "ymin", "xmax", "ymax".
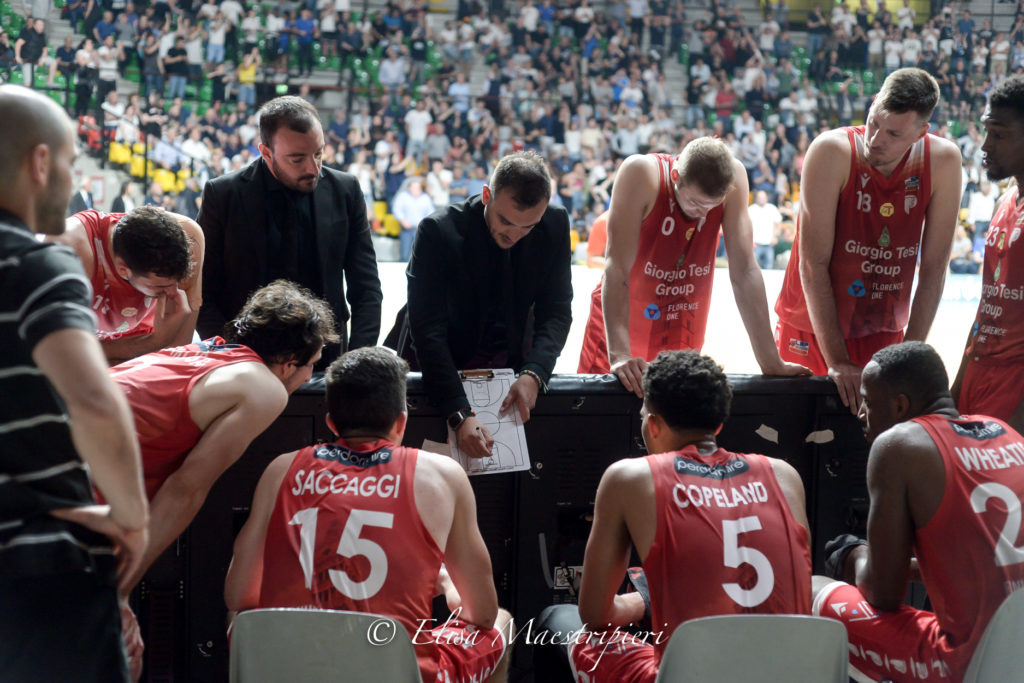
[
  {"xmin": 215, "ymin": 360, "xmax": 289, "ymax": 408},
  {"xmin": 870, "ymin": 419, "xmax": 937, "ymax": 468},
  {"xmin": 619, "ymin": 152, "xmax": 661, "ymax": 179},
  {"xmin": 764, "ymin": 454, "xmax": 804, "ymax": 489},
  {"xmin": 415, "ymin": 446, "xmax": 466, "ymax": 478},
  {"xmin": 808, "ymin": 128, "xmax": 852, "ymax": 154},
  {"xmin": 927, "ymin": 133, "xmax": 963, "ymax": 163},
  {"xmin": 602, "ymin": 455, "xmax": 653, "ymax": 488},
  {"xmin": 413, "ymin": 447, "xmax": 472, "ymax": 497}
]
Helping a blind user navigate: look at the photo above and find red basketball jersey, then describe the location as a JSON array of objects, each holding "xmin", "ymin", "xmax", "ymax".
[
  {"xmin": 965, "ymin": 186, "xmax": 1024, "ymax": 361},
  {"xmin": 643, "ymin": 447, "xmax": 812, "ymax": 660},
  {"xmin": 775, "ymin": 127, "xmax": 932, "ymax": 338},
  {"xmin": 578, "ymin": 153, "xmax": 723, "ymax": 373},
  {"xmin": 110, "ymin": 337, "xmax": 264, "ymax": 498},
  {"xmin": 260, "ymin": 440, "xmax": 445, "ymax": 680},
  {"xmin": 76, "ymin": 209, "xmax": 158, "ymax": 340},
  {"xmin": 911, "ymin": 414, "xmax": 1024, "ymax": 678}
]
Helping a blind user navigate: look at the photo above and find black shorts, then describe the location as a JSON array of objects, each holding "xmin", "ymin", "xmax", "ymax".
[{"xmin": 0, "ymin": 571, "xmax": 128, "ymax": 682}]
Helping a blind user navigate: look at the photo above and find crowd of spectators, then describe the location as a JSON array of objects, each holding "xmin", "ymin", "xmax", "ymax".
[{"xmin": 2, "ymin": 0, "xmax": 1022, "ymax": 268}]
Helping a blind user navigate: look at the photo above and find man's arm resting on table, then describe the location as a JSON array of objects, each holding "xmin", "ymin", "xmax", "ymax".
[
  {"xmin": 167, "ymin": 214, "xmax": 205, "ymax": 347},
  {"xmin": 904, "ymin": 139, "xmax": 962, "ymax": 343},
  {"xmin": 798, "ymin": 133, "xmax": 861, "ymax": 407},
  {"xmin": 722, "ymin": 158, "xmax": 809, "ymax": 376},
  {"xmin": 520, "ymin": 205, "xmax": 573, "ymax": 384},
  {"xmin": 601, "ymin": 155, "xmax": 653, "ymax": 396}
]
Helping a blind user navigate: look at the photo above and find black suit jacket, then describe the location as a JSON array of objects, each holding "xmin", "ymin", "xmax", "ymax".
[
  {"xmin": 196, "ymin": 158, "xmax": 382, "ymax": 359},
  {"xmin": 397, "ymin": 194, "xmax": 573, "ymax": 416},
  {"xmin": 68, "ymin": 190, "xmax": 93, "ymax": 216}
]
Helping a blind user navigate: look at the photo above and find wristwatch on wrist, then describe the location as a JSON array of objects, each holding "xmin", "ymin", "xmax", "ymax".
[{"xmin": 447, "ymin": 409, "xmax": 475, "ymax": 431}]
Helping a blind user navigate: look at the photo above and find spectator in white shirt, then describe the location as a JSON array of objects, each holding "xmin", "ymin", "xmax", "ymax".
[
  {"xmin": 392, "ymin": 180, "xmax": 436, "ymax": 261},
  {"xmin": 425, "ymin": 159, "xmax": 453, "ymax": 208},
  {"xmin": 404, "ymin": 98, "xmax": 432, "ymax": 162},
  {"xmin": 868, "ymin": 21, "xmax": 886, "ymax": 70},
  {"xmin": 378, "ymin": 45, "xmax": 407, "ymax": 95},
  {"xmin": 519, "ymin": 0, "xmax": 539, "ymax": 33},
  {"xmin": 884, "ymin": 31, "xmax": 903, "ymax": 74},
  {"xmin": 902, "ymin": 29, "xmax": 922, "ymax": 66},
  {"xmin": 967, "ymin": 179, "xmax": 998, "ymax": 238},
  {"xmin": 897, "ymin": 0, "xmax": 916, "ymax": 31},
  {"xmin": 748, "ymin": 190, "xmax": 783, "ymax": 269}
]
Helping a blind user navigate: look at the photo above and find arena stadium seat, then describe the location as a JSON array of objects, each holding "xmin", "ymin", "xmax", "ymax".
[
  {"xmin": 962, "ymin": 589, "xmax": 1024, "ymax": 683},
  {"xmin": 229, "ymin": 608, "xmax": 420, "ymax": 683},
  {"xmin": 654, "ymin": 614, "xmax": 848, "ymax": 683},
  {"xmin": 108, "ymin": 141, "xmax": 132, "ymax": 165}
]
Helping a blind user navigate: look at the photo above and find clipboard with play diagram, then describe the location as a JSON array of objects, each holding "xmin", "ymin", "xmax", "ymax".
[{"xmin": 448, "ymin": 368, "xmax": 531, "ymax": 475}]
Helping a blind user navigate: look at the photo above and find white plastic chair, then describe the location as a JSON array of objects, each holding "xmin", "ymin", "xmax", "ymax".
[
  {"xmin": 653, "ymin": 614, "xmax": 849, "ymax": 683},
  {"xmin": 229, "ymin": 608, "xmax": 420, "ymax": 683},
  {"xmin": 962, "ymin": 589, "xmax": 1024, "ymax": 682}
]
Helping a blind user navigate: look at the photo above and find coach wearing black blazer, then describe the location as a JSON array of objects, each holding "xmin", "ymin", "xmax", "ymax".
[
  {"xmin": 197, "ymin": 96, "xmax": 381, "ymax": 365},
  {"xmin": 389, "ymin": 152, "xmax": 572, "ymax": 458}
]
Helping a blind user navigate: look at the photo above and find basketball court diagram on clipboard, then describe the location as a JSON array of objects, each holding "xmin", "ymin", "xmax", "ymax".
[{"xmin": 448, "ymin": 368, "xmax": 531, "ymax": 475}]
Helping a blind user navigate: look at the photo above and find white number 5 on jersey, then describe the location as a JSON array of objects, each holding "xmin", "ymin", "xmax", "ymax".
[
  {"xmin": 722, "ymin": 515, "xmax": 776, "ymax": 608},
  {"xmin": 288, "ymin": 507, "xmax": 395, "ymax": 600}
]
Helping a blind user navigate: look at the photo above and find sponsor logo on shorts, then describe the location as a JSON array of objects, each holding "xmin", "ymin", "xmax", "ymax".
[{"xmin": 788, "ymin": 338, "xmax": 810, "ymax": 356}]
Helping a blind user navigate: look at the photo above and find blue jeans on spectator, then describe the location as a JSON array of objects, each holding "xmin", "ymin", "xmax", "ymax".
[
  {"xmin": 167, "ymin": 74, "xmax": 186, "ymax": 99},
  {"xmin": 144, "ymin": 71, "xmax": 163, "ymax": 97},
  {"xmin": 400, "ymin": 227, "xmax": 416, "ymax": 261},
  {"xmin": 66, "ymin": 5, "xmax": 85, "ymax": 28},
  {"xmin": 237, "ymin": 83, "xmax": 255, "ymax": 106},
  {"xmin": 684, "ymin": 104, "xmax": 704, "ymax": 128},
  {"xmin": 206, "ymin": 42, "xmax": 225, "ymax": 64},
  {"xmin": 405, "ymin": 138, "xmax": 426, "ymax": 162},
  {"xmin": 807, "ymin": 32, "xmax": 824, "ymax": 58},
  {"xmin": 755, "ymin": 244, "xmax": 775, "ymax": 270}
]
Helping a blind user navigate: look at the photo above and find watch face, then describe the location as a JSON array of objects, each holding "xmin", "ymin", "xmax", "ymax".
[{"xmin": 448, "ymin": 410, "xmax": 473, "ymax": 430}]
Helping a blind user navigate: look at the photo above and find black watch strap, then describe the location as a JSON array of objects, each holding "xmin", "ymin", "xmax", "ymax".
[{"xmin": 447, "ymin": 409, "xmax": 475, "ymax": 431}]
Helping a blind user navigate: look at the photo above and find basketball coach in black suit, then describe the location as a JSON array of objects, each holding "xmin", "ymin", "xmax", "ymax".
[
  {"xmin": 387, "ymin": 151, "xmax": 573, "ymax": 458},
  {"xmin": 197, "ymin": 96, "xmax": 381, "ymax": 365}
]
